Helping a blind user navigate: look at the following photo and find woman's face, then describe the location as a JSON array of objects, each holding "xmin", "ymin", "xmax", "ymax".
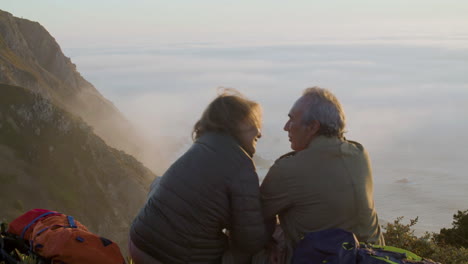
[{"xmin": 239, "ymin": 121, "xmax": 262, "ymax": 156}]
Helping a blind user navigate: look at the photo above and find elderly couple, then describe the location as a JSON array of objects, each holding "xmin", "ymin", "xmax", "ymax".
[{"xmin": 129, "ymin": 87, "xmax": 385, "ymax": 264}]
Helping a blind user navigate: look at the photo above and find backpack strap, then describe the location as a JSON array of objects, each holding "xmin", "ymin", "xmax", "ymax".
[
  {"xmin": 20, "ymin": 212, "xmax": 59, "ymax": 239},
  {"xmin": 67, "ymin": 216, "xmax": 77, "ymax": 228}
]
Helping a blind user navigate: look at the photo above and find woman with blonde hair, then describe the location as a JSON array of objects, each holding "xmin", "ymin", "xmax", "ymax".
[{"xmin": 129, "ymin": 89, "xmax": 267, "ymax": 264}]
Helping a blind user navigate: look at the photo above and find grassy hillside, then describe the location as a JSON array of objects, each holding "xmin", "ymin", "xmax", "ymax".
[{"xmin": 0, "ymin": 83, "xmax": 154, "ymax": 250}]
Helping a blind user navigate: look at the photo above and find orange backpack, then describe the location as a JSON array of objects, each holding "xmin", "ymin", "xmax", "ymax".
[{"xmin": 8, "ymin": 209, "xmax": 125, "ymax": 264}]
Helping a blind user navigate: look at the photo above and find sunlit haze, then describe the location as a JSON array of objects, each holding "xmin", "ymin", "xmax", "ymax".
[
  {"xmin": 3, "ymin": 1, "xmax": 468, "ymax": 47},
  {"xmin": 3, "ymin": 1, "xmax": 468, "ymax": 233}
]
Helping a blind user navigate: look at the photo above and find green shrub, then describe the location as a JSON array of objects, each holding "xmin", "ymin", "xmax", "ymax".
[
  {"xmin": 383, "ymin": 216, "xmax": 468, "ymax": 264},
  {"xmin": 436, "ymin": 210, "xmax": 468, "ymax": 248}
]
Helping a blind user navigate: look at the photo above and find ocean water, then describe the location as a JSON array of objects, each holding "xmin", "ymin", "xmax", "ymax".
[{"xmin": 66, "ymin": 42, "xmax": 468, "ymax": 234}]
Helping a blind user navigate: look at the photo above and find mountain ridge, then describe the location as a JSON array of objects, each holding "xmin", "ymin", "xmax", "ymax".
[
  {"xmin": 0, "ymin": 9, "xmax": 159, "ymax": 251},
  {"xmin": 0, "ymin": 9, "xmax": 152, "ymax": 167}
]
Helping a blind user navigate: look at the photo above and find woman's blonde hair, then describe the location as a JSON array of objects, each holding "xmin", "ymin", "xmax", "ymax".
[{"xmin": 192, "ymin": 88, "xmax": 261, "ymax": 142}]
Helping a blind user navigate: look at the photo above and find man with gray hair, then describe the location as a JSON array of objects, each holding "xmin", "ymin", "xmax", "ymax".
[{"xmin": 259, "ymin": 87, "xmax": 384, "ymax": 262}]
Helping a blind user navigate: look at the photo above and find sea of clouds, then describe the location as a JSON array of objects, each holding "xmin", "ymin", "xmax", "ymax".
[{"xmin": 66, "ymin": 41, "xmax": 468, "ymax": 233}]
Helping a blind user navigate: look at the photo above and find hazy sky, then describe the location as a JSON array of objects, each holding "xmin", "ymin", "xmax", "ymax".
[{"xmin": 3, "ymin": 1, "xmax": 468, "ymax": 47}]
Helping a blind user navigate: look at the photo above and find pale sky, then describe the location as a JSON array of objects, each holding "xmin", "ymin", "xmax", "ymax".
[{"xmin": 3, "ymin": 1, "xmax": 468, "ymax": 47}]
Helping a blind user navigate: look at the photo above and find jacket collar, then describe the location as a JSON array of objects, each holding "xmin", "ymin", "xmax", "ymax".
[
  {"xmin": 196, "ymin": 132, "xmax": 252, "ymax": 159},
  {"xmin": 306, "ymin": 135, "xmax": 343, "ymax": 150}
]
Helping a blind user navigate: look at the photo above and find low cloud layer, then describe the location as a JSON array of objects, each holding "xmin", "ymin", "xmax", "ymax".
[{"xmin": 68, "ymin": 42, "xmax": 468, "ymax": 232}]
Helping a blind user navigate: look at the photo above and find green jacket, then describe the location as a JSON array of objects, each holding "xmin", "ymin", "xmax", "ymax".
[{"xmin": 260, "ymin": 136, "xmax": 384, "ymax": 260}]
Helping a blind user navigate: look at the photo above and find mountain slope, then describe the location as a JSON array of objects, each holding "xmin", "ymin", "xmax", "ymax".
[
  {"xmin": 0, "ymin": 9, "xmax": 146, "ymax": 164},
  {"xmin": 0, "ymin": 83, "xmax": 153, "ymax": 249}
]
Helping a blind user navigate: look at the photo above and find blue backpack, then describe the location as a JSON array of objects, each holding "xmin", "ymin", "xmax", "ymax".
[{"xmin": 292, "ymin": 229, "xmax": 440, "ymax": 264}]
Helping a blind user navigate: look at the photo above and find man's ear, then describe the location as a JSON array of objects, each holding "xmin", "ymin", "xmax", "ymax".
[{"xmin": 307, "ymin": 120, "xmax": 320, "ymax": 136}]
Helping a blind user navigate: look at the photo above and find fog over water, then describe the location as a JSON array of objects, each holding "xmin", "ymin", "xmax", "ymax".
[{"xmin": 66, "ymin": 41, "xmax": 468, "ymax": 233}]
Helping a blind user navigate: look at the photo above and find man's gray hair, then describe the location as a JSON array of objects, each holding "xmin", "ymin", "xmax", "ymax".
[{"xmin": 301, "ymin": 86, "xmax": 346, "ymax": 138}]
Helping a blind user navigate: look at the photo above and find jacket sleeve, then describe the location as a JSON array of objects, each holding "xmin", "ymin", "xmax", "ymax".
[
  {"xmin": 260, "ymin": 161, "xmax": 292, "ymax": 232},
  {"xmin": 228, "ymin": 164, "xmax": 268, "ymax": 254}
]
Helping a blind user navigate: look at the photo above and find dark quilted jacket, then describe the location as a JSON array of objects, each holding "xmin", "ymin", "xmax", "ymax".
[{"xmin": 130, "ymin": 132, "xmax": 267, "ymax": 263}]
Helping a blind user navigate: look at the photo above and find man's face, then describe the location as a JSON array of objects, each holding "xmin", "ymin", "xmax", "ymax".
[{"xmin": 283, "ymin": 96, "xmax": 318, "ymax": 151}]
